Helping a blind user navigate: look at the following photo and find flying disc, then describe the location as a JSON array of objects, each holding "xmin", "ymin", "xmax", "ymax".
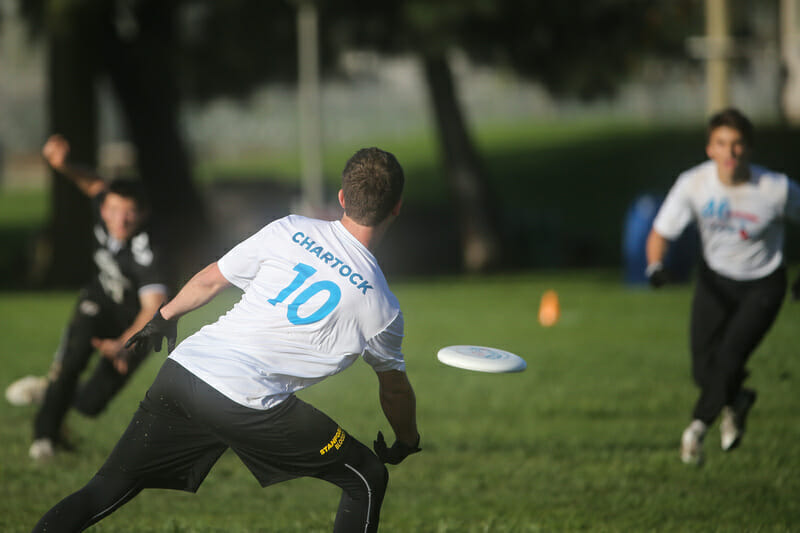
[{"xmin": 437, "ymin": 345, "xmax": 526, "ymax": 373}]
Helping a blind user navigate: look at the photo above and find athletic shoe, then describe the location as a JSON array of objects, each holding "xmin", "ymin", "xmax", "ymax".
[
  {"xmin": 5, "ymin": 375, "xmax": 48, "ymax": 406},
  {"xmin": 29, "ymin": 438, "xmax": 55, "ymax": 461},
  {"xmin": 719, "ymin": 406, "xmax": 737, "ymax": 450},
  {"xmin": 680, "ymin": 420, "xmax": 707, "ymax": 465},
  {"xmin": 720, "ymin": 388, "xmax": 757, "ymax": 451}
]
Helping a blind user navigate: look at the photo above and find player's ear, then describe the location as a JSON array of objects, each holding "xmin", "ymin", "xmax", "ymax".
[
  {"xmin": 391, "ymin": 198, "xmax": 402, "ymax": 216},
  {"xmin": 338, "ymin": 189, "xmax": 346, "ymax": 209}
]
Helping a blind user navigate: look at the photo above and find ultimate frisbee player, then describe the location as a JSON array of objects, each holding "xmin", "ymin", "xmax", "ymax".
[
  {"xmin": 12, "ymin": 135, "xmax": 169, "ymax": 461},
  {"xmin": 32, "ymin": 147, "xmax": 421, "ymax": 532},
  {"xmin": 646, "ymin": 108, "xmax": 800, "ymax": 465}
]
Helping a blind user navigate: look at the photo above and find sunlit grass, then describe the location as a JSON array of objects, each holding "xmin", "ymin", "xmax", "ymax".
[{"xmin": 2, "ymin": 270, "xmax": 800, "ymax": 531}]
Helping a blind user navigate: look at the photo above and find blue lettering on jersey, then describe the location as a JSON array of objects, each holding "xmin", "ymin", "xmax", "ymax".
[
  {"xmin": 292, "ymin": 231, "xmax": 374, "ymax": 295},
  {"xmin": 701, "ymin": 197, "xmax": 754, "ymax": 239},
  {"xmin": 702, "ymin": 198, "xmax": 731, "ymax": 220}
]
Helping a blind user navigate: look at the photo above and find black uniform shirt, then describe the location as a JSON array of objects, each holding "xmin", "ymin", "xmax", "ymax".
[{"xmin": 89, "ymin": 191, "xmax": 167, "ymax": 314}]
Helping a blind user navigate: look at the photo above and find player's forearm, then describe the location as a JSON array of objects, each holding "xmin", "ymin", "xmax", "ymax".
[
  {"xmin": 119, "ymin": 292, "xmax": 167, "ymax": 344},
  {"xmin": 47, "ymin": 158, "xmax": 107, "ymax": 197},
  {"xmin": 160, "ymin": 262, "xmax": 230, "ymax": 321},
  {"xmin": 60, "ymin": 165, "xmax": 106, "ymax": 197},
  {"xmin": 646, "ymin": 229, "xmax": 670, "ymax": 266},
  {"xmin": 42, "ymin": 134, "xmax": 106, "ymax": 197},
  {"xmin": 379, "ymin": 374, "xmax": 419, "ymax": 445}
]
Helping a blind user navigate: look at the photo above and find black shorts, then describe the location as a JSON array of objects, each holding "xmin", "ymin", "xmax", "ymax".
[{"xmin": 98, "ymin": 359, "xmax": 354, "ymax": 492}]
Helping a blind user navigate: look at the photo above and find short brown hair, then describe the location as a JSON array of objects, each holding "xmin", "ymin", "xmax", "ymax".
[
  {"xmin": 341, "ymin": 147, "xmax": 404, "ymax": 226},
  {"xmin": 707, "ymin": 107, "xmax": 754, "ymax": 146}
]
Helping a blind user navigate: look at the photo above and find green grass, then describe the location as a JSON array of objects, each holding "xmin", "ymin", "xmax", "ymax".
[
  {"xmin": 2, "ymin": 270, "xmax": 800, "ymax": 531},
  {"xmin": 0, "ymin": 190, "xmax": 49, "ymax": 227}
]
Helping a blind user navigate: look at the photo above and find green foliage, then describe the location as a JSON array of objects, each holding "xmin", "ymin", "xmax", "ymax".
[
  {"xmin": 325, "ymin": 1, "xmax": 701, "ymax": 99},
  {"xmin": 2, "ymin": 271, "xmax": 800, "ymax": 531},
  {"xmin": 15, "ymin": 0, "xmax": 703, "ymax": 102}
]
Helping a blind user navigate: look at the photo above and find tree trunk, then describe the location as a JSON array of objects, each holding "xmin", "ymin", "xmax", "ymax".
[
  {"xmin": 421, "ymin": 51, "xmax": 502, "ymax": 272},
  {"xmin": 36, "ymin": 7, "xmax": 102, "ymax": 287},
  {"xmin": 103, "ymin": 3, "xmax": 211, "ymax": 283}
]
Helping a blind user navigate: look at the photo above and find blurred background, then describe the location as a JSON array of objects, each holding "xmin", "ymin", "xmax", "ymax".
[{"xmin": 2, "ymin": 0, "xmax": 800, "ymax": 287}]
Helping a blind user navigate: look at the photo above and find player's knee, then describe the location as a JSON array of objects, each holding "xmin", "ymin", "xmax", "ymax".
[
  {"xmin": 346, "ymin": 442, "xmax": 388, "ymax": 497},
  {"xmin": 362, "ymin": 451, "xmax": 389, "ymax": 496}
]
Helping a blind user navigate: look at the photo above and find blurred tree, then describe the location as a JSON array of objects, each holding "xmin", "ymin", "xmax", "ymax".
[
  {"xmin": 316, "ymin": 0, "xmax": 697, "ymax": 272},
  {"xmin": 326, "ymin": 1, "xmax": 506, "ymax": 272},
  {"xmin": 13, "ymin": 0, "xmax": 699, "ymax": 279},
  {"xmin": 18, "ymin": 0, "xmax": 208, "ymax": 287}
]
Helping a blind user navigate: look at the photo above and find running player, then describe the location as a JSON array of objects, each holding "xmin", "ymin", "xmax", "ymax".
[
  {"xmin": 32, "ymin": 147, "xmax": 420, "ymax": 533},
  {"xmin": 646, "ymin": 108, "xmax": 800, "ymax": 465},
  {"xmin": 8, "ymin": 134, "xmax": 169, "ymax": 461}
]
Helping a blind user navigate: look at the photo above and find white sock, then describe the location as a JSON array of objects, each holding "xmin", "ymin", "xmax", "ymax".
[{"xmin": 688, "ymin": 419, "xmax": 707, "ymax": 437}]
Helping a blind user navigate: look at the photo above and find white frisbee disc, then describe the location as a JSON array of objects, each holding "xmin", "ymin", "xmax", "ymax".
[{"xmin": 437, "ymin": 345, "xmax": 526, "ymax": 373}]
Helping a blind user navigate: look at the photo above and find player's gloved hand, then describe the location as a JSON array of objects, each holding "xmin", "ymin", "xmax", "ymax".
[
  {"xmin": 124, "ymin": 306, "xmax": 178, "ymax": 356},
  {"xmin": 373, "ymin": 431, "xmax": 421, "ymax": 465},
  {"xmin": 646, "ymin": 262, "xmax": 669, "ymax": 289}
]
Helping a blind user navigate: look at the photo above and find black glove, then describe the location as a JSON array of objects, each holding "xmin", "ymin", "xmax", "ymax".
[
  {"xmin": 646, "ymin": 262, "xmax": 669, "ymax": 289},
  {"xmin": 124, "ymin": 306, "xmax": 178, "ymax": 356},
  {"xmin": 373, "ymin": 431, "xmax": 421, "ymax": 465},
  {"xmin": 792, "ymin": 275, "xmax": 800, "ymax": 301}
]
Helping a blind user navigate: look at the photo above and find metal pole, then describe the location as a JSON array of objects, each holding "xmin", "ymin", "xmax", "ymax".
[
  {"xmin": 780, "ymin": 0, "xmax": 800, "ymax": 124},
  {"xmin": 297, "ymin": 0, "xmax": 324, "ymax": 212},
  {"xmin": 705, "ymin": 0, "xmax": 730, "ymax": 114}
]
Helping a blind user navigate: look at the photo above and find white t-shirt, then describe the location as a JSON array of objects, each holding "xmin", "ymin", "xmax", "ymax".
[
  {"xmin": 169, "ymin": 215, "xmax": 405, "ymax": 409},
  {"xmin": 653, "ymin": 160, "xmax": 800, "ymax": 280}
]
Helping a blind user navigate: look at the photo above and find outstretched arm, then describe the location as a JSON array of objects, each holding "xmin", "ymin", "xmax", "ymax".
[
  {"xmin": 646, "ymin": 228, "xmax": 670, "ymax": 266},
  {"xmin": 125, "ymin": 263, "xmax": 231, "ymax": 356},
  {"xmin": 93, "ymin": 289, "xmax": 167, "ymax": 373},
  {"xmin": 645, "ymin": 229, "xmax": 671, "ymax": 288},
  {"xmin": 160, "ymin": 262, "xmax": 231, "ymax": 321},
  {"xmin": 377, "ymin": 369, "xmax": 419, "ymax": 446},
  {"xmin": 42, "ymin": 134, "xmax": 106, "ymax": 198}
]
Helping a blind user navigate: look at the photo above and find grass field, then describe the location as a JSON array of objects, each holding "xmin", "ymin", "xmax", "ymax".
[{"xmin": 2, "ymin": 270, "xmax": 800, "ymax": 532}]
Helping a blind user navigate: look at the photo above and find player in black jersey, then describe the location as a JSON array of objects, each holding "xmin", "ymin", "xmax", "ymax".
[{"xmin": 13, "ymin": 135, "xmax": 169, "ymax": 461}]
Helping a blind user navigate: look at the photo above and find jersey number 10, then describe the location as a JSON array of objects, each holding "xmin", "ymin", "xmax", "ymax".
[{"xmin": 267, "ymin": 263, "xmax": 342, "ymax": 325}]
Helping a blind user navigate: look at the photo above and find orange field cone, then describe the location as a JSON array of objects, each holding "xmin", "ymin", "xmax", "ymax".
[{"xmin": 538, "ymin": 289, "xmax": 560, "ymax": 327}]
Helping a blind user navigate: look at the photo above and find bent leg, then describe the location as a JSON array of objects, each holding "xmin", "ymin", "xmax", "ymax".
[
  {"xmin": 34, "ymin": 298, "xmax": 102, "ymax": 440},
  {"xmin": 222, "ymin": 394, "xmax": 389, "ymax": 532},
  {"xmin": 32, "ymin": 474, "xmax": 142, "ymax": 533},
  {"xmin": 316, "ymin": 439, "xmax": 389, "ymax": 533},
  {"xmin": 35, "ymin": 361, "xmax": 229, "ymax": 531},
  {"xmin": 73, "ymin": 357, "xmax": 129, "ymax": 417},
  {"xmin": 717, "ymin": 270, "xmax": 785, "ymax": 402},
  {"xmin": 74, "ymin": 301, "xmax": 142, "ymax": 417},
  {"xmin": 692, "ymin": 269, "xmax": 786, "ymax": 422},
  {"xmin": 689, "ymin": 268, "xmax": 731, "ymax": 390}
]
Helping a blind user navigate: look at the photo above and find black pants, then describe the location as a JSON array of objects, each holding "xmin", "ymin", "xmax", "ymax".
[
  {"xmin": 689, "ymin": 263, "xmax": 786, "ymax": 424},
  {"xmin": 33, "ymin": 287, "xmax": 145, "ymax": 441},
  {"xmin": 33, "ymin": 360, "xmax": 388, "ymax": 532}
]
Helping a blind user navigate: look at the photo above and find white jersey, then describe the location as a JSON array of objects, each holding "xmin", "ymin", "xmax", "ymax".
[
  {"xmin": 653, "ymin": 160, "xmax": 800, "ymax": 280},
  {"xmin": 169, "ymin": 215, "xmax": 405, "ymax": 410}
]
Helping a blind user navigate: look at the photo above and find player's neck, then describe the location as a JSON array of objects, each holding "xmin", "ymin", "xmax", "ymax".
[
  {"xmin": 717, "ymin": 164, "xmax": 750, "ymax": 186},
  {"xmin": 340, "ymin": 215, "xmax": 392, "ymax": 250}
]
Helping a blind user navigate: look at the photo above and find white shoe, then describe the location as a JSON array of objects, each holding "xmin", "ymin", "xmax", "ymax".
[
  {"xmin": 681, "ymin": 420, "xmax": 706, "ymax": 465},
  {"xmin": 719, "ymin": 406, "xmax": 738, "ymax": 451},
  {"xmin": 5, "ymin": 375, "xmax": 48, "ymax": 406},
  {"xmin": 720, "ymin": 389, "xmax": 757, "ymax": 451},
  {"xmin": 29, "ymin": 438, "xmax": 55, "ymax": 461}
]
